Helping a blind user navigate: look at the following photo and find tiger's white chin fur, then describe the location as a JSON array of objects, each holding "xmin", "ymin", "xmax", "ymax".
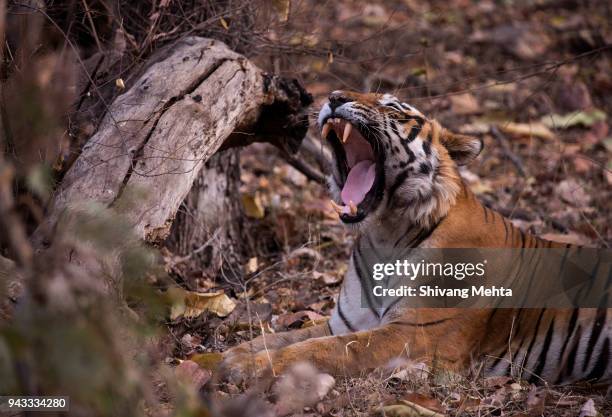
[{"xmin": 383, "ymin": 147, "xmax": 462, "ymax": 230}]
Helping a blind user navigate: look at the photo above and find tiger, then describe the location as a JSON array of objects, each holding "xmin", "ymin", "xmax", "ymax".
[{"xmin": 220, "ymin": 90, "xmax": 611, "ymax": 386}]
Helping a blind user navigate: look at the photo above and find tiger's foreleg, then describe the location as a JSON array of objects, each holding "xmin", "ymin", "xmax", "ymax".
[
  {"xmin": 221, "ymin": 323, "xmax": 330, "ymax": 364},
  {"xmin": 221, "ymin": 322, "xmax": 464, "ymax": 383}
]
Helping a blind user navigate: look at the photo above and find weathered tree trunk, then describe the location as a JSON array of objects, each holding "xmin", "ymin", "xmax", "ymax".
[
  {"xmin": 166, "ymin": 148, "xmax": 244, "ymax": 285},
  {"xmin": 25, "ymin": 36, "xmax": 311, "ymax": 293},
  {"xmin": 35, "ymin": 36, "xmax": 311, "ymax": 249}
]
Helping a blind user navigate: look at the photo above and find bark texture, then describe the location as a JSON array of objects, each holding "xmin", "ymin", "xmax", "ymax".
[{"xmin": 166, "ymin": 148, "xmax": 244, "ymax": 283}]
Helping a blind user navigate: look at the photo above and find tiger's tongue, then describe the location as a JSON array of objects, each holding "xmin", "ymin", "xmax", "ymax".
[{"xmin": 341, "ymin": 160, "xmax": 376, "ymax": 205}]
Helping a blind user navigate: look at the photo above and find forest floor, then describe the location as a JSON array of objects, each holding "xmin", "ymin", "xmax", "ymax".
[{"xmin": 163, "ymin": 1, "xmax": 611, "ymax": 416}]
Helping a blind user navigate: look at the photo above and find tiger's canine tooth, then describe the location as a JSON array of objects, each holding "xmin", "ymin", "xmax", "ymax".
[
  {"xmin": 349, "ymin": 200, "xmax": 357, "ymax": 215},
  {"xmin": 330, "ymin": 200, "xmax": 344, "ymax": 214},
  {"xmin": 321, "ymin": 123, "xmax": 331, "ymax": 139},
  {"xmin": 343, "ymin": 122, "xmax": 352, "ymax": 143}
]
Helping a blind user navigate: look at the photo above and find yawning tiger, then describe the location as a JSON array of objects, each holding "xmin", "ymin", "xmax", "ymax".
[{"xmin": 220, "ymin": 90, "xmax": 611, "ymax": 386}]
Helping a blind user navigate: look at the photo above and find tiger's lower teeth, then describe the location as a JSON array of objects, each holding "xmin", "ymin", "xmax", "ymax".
[{"xmin": 330, "ymin": 200, "xmax": 357, "ymax": 216}]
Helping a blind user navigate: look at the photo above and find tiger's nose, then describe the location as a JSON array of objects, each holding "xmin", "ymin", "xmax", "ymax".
[{"xmin": 329, "ymin": 91, "xmax": 352, "ymax": 111}]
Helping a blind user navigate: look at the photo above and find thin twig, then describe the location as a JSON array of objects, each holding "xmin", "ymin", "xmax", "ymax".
[
  {"xmin": 490, "ymin": 126, "xmax": 527, "ymax": 177},
  {"xmin": 301, "ymin": 133, "xmax": 332, "ymax": 172},
  {"xmin": 170, "ymin": 229, "xmax": 221, "ymax": 266},
  {"xmin": 278, "ymin": 147, "xmax": 326, "ymax": 184},
  {"xmin": 81, "ymin": 0, "xmax": 103, "ymax": 53}
]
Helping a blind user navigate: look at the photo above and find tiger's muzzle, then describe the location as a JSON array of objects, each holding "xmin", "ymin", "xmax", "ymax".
[{"xmin": 319, "ymin": 94, "xmax": 385, "ymax": 223}]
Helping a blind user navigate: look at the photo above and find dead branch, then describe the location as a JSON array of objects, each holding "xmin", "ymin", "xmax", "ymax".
[
  {"xmin": 490, "ymin": 126, "xmax": 527, "ymax": 177},
  {"xmin": 275, "ymin": 133, "xmax": 331, "ymax": 184},
  {"xmin": 277, "ymin": 148, "xmax": 326, "ymax": 184},
  {"xmin": 300, "ymin": 133, "xmax": 332, "ymax": 174},
  {"xmin": 36, "ymin": 36, "xmax": 312, "ymax": 246}
]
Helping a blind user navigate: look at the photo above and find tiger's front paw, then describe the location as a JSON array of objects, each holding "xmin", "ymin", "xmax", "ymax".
[{"xmin": 219, "ymin": 349, "xmax": 276, "ymax": 385}]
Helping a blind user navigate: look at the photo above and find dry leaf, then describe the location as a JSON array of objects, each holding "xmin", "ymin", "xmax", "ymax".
[
  {"xmin": 379, "ymin": 398, "xmax": 445, "ymax": 417},
  {"xmin": 276, "ymin": 310, "xmax": 326, "ymax": 329},
  {"xmin": 174, "ymin": 359, "xmax": 212, "ymax": 389},
  {"xmin": 219, "ymin": 17, "xmax": 229, "ymax": 30},
  {"xmin": 246, "ymin": 257, "xmax": 258, "ymax": 274},
  {"xmin": 115, "ymin": 78, "xmax": 125, "ymax": 90},
  {"xmin": 541, "ymin": 109, "xmax": 606, "ymax": 129},
  {"xmin": 499, "ymin": 121, "xmax": 554, "ymax": 140},
  {"xmin": 189, "ymin": 352, "xmax": 223, "ymax": 371},
  {"xmin": 287, "ymin": 247, "xmax": 321, "ymax": 262},
  {"xmin": 483, "ymin": 376, "xmax": 512, "ymax": 388},
  {"xmin": 450, "ymin": 93, "xmax": 480, "ymax": 115},
  {"xmin": 573, "ymin": 156, "xmax": 592, "ymax": 173},
  {"xmin": 387, "ymin": 361, "xmax": 430, "ymax": 382},
  {"xmin": 459, "ymin": 122, "xmax": 491, "ymax": 135},
  {"xmin": 361, "ymin": 4, "xmax": 389, "ymax": 27},
  {"xmin": 242, "ymin": 192, "xmax": 265, "ymax": 219},
  {"xmin": 274, "ymin": 363, "xmax": 335, "ymax": 416},
  {"xmin": 470, "ymin": 24, "xmax": 550, "ymax": 60},
  {"xmin": 168, "ymin": 287, "xmax": 236, "ymax": 319},
  {"xmin": 526, "ymin": 386, "xmax": 545, "ymax": 416},
  {"xmin": 402, "ymin": 393, "xmax": 445, "ymax": 414},
  {"xmin": 313, "ymin": 270, "xmax": 342, "ymax": 285},
  {"xmin": 470, "ymin": 180, "xmax": 494, "ymax": 195},
  {"xmin": 272, "ymin": 0, "xmax": 290, "ymax": 22},
  {"xmin": 509, "ymin": 382, "xmax": 522, "ymax": 392},
  {"xmin": 555, "ymin": 178, "xmax": 591, "ymax": 207},
  {"xmin": 579, "ymin": 398, "xmax": 602, "ymax": 417},
  {"xmin": 456, "ymin": 396, "xmax": 481, "ymax": 413},
  {"xmin": 539, "ymin": 232, "xmax": 591, "ymax": 245},
  {"xmin": 335, "ymin": 264, "xmax": 348, "ymax": 278},
  {"xmin": 225, "ymin": 301, "xmax": 272, "ymax": 329},
  {"xmin": 555, "ymin": 79, "xmax": 593, "ymax": 111}
]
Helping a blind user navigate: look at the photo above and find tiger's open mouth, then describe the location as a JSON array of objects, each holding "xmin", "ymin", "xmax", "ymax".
[{"xmin": 320, "ymin": 117, "xmax": 385, "ymax": 223}]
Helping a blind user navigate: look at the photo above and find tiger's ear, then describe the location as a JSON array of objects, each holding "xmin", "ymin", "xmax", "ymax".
[{"xmin": 440, "ymin": 129, "xmax": 483, "ymax": 166}]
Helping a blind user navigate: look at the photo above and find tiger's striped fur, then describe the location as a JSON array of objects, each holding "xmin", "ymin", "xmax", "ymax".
[{"xmin": 221, "ymin": 90, "xmax": 610, "ymax": 385}]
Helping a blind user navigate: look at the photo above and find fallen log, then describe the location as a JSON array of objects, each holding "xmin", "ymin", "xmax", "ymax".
[{"xmin": 37, "ymin": 36, "xmax": 311, "ymax": 246}]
